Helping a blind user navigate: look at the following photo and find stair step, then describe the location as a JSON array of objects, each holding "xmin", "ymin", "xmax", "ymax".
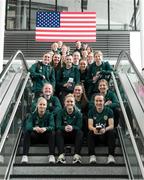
[
  {"xmin": 10, "ymin": 175, "xmax": 129, "ymax": 180},
  {"xmin": 12, "ymin": 165, "xmax": 128, "ymax": 176},
  {"xmin": 17, "ymin": 146, "xmax": 123, "ymax": 155},
  {"xmin": 16, "ymin": 155, "xmax": 125, "ymax": 164}
]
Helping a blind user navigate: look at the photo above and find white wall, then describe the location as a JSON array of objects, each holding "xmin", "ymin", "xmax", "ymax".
[{"xmin": 130, "ymin": 31, "xmax": 141, "ymax": 72}]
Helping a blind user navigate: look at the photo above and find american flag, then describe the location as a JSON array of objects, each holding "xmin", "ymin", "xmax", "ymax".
[{"xmin": 35, "ymin": 11, "xmax": 96, "ymax": 42}]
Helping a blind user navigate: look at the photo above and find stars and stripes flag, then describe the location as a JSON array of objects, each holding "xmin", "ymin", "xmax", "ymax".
[{"xmin": 35, "ymin": 11, "xmax": 96, "ymax": 42}]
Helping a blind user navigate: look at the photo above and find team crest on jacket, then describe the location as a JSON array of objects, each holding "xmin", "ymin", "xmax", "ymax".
[{"xmin": 104, "ymin": 115, "xmax": 108, "ymax": 120}]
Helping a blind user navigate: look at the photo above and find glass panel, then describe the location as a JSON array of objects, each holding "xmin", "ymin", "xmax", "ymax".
[
  {"xmin": 0, "ymin": 79, "xmax": 32, "ymax": 179},
  {"xmin": 116, "ymin": 57, "xmax": 144, "ymax": 108},
  {"xmin": 30, "ymin": 0, "xmax": 56, "ymax": 29},
  {"xmin": 83, "ymin": 0, "xmax": 108, "ymax": 30},
  {"xmin": 117, "ymin": 84, "xmax": 143, "ymax": 179},
  {"xmin": 116, "ymin": 54, "xmax": 144, "ymax": 179},
  {"xmin": 6, "ymin": 0, "xmax": 30, "ymax": 30},
  {"xmin": 120, "ymin": 125, "xmax": 143, "ymax": 179},
  {"xmin": 57, "ymin": 0, "xmax": 81, "ymax": 12},
  {"xmin": 0, "ymin": 53, "xmax": 29, "ymax": 138},
  {"xmin": 110, "ymin": 0, "xmax": 134, "ymax": 30}
]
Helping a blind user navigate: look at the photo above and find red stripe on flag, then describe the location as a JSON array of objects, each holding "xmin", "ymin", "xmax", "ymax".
[{"xmin": 35, "ymin": 12, "xmax": 96, "ymax": 42}]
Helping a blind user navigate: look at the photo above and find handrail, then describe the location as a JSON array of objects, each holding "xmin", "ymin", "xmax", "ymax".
[
  {"xmin": 111, "ymin": 72, "xmax": 144, "ymax": 178},
  {"xmin": 114, "ymin": 50, "xmax": 144, "ymax": 85},
  {"xmin": 0, "ymin": 72, "xmax": 30, "ymax": 153},
  {"xmin": 0, "ymin": 50, "xmax": 29, "ymax": 83}
]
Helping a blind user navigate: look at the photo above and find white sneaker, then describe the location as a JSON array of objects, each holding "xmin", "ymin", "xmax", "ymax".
[
  {"xmin": 21, "ymin": 155, "xmax": 28, "ymax": 163},
  {"xmin": 49, "ymin": 155, "xmax": 55, "ymax": 164},
  {"xmin": 107, "ymin": 155, "xmax": 115, "ymax": 164},
  {"xmin": 73, "ymin": 154, "xmax": 82, "ymax": 164},
  {"xmin": 89, "ymin": 155, "xmax": 96, "ymax": 164},
  {"xmin": 57, "ymin": 154, "xmax": 66, "ymax": 164}
]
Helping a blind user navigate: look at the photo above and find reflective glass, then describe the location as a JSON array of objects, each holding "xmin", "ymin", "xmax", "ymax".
[
  {"xmin": 115, "ymin": 53, "xmax": 144, "ymax": 179},
  {"xmin": 110, "ymin": 0, "xmax": 134, "ymax": 30},
  {"xmin": 30, "ymin": 0, "xmax": 56, "ymax": 29},
  {"xmin": 57, "ymin": 0, "xmax": 81, "ymax": 12},
  {"xmin": 6, "ymin": 0, "xmax": 137, "ymax": 31},
  {"xmin": 6, "ymin": 0, "xmax": 30, "ymax": 30},
  {"xmin": 0, "ymin": 79, "xmax": 32, "ymax": 179},
  {"xmin": 83, "ymin": 0, "xmax": 108, "ymax": 30}
]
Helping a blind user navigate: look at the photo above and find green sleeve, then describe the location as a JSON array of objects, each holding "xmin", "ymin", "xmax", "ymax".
[
  {"xmin": 106, "ymin": 91, "xmax": 120, "ymax": 109},
  {"xmin": 56, "ymin": 68, "xmax": 64, "ymax": 88},
  {"xmin": 52, "ymin": 97, "xmax": 62, "ymax": 115},
  {"xmin": 31, "ymin": 98, "xmax": 38, "ymax": 112},
  {"xmin": 72, "ymin": 112, "xmax": 82, "ymax": 130},
  {"xmin": 46, "ymin": 113, "xmax": 55, "ymax": 131},
  {"xmin": 74, "ymin": 68, "xmax": 80, "ymax": 84},
  {"xmin": 29, "ymin": 63, "xmax": 43, "ymax": 80},
  {"xmin": 49, "ymin": 68, "xmax": 56, "ymax": 88},
  {"xmin": 25, "ymin": 114, "xmax": 34, "ymax": 131},
  {"xmin": 56, "ymin": 110, "xmax": 65, "ymax": 130},
  {"xmin": 87, "ymin": 64, "xmax": 94, "ymax": 84},
  {"xmin": 101, "ymin": 61, "xmax": 113, "ymax": 74}
]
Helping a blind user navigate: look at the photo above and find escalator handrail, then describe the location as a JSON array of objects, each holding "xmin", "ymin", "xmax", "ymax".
[
  {"xmin": 111, "ymin": 72, "xmax": 144, "ymax": 178},
  {"xmin": 0, "ymin": 72, "xmax": 30, "ymax": 153},
  {"xmin": 0, "ymin": 50, "xmax": 29, "ymax": 83},
  {"xmin": 114, "ymin": 50, "xmax": 144, "ymax": 85}
]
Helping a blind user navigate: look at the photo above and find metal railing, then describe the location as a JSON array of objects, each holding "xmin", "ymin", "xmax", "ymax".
[
  {"xmin": 112, "ymin": 72, "xmax": 144, "ymax": 179},
  {"xmin": 0, "ymin": 50, "xmax": 29, "ymax": 84}
]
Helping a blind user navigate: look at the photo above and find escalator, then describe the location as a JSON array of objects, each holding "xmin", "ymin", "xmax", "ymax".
[
  {"xmin": 0, "ymin": 50, "xmax": 32, "ymax": 179},
  {"xmin": 112, "ymin": 50, "xmax": 144, "ymax": 179},
  {"xmin": 0, "ymin": 50, "xmax": 144, "ymax": 179}
]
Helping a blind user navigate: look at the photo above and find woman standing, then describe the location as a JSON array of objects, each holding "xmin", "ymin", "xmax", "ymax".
[
  {"xmin": 57, "ymin": 55, "xmax": 80, "ymax": 104},
  {"xmin": 29, "ymin": 53, "xmax": 55, "ymax": 98},
  {"xmin": 87, "ymin": 51, "xmax": 113, "ymax": 98}
]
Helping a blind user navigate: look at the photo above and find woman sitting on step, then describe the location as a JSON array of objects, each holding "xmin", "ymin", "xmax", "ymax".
[
  {"xmin": 21, "ymin": 97, "xmax": 56, "ymax": 164},
  {"xmin": 56, "ymin": 94, "xmax": 83, "ymax": 164},
  {"xmin": 88, "ymin": 94, "xmax": 116, "ymax": 164}
]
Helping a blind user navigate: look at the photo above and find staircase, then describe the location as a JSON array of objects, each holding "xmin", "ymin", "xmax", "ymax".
[{"xmin": 10, "ymin": 140, "xmax": 128, "ymax": 180}]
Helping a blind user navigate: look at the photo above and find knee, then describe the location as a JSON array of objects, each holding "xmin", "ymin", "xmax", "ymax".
[
  {"xmin": 56, "ymin": 129, "xmax": 62, "ymax": 136},
  {"xmin": 76, "ymin": 130, "xmax": 83, "ymax": 138},
  {"xmin": 49, "ymin": 130, "xmax": 55, "ymax": 137}
]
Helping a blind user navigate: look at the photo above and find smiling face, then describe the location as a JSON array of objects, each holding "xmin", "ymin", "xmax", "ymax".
[
  {"xmin": 43, "ymin": 84, "xmax": 53, "ymax": 96},
  {"xmin": 94, "ymin": 95, "xmax": 105, "ymax": 112},
  {"xmin": 42, "ymin": 53, "xmax": 52, "ymax": 65},
  {"xmin": 53, "ymin": 54, "xmax": 61, "ymax": 66},
  {"xmin": 65, "ymin": 55, "xmax": 73, "ymax": 68},
  {"xmin": 79, "ymin": 60, "xmax": 87, "ymax": 71},
  {"xmin": 87, "ymin": 52, "xmax": 94, "ymax": 64},
  {"xmin": 74, "ymin": 85, "xmax": 83, "ymax": 97},
  {"xmin": 37, "ymin": 97, "xmax": 47, "ymax": 114},
  {"xmin": 64, "ymin": 95, "xmax": 75, "ymax": 112},
  {"xmin": 73, "ymin": 51, "xmax": 81, "ymax": 65},
  {"xmin": 94, "ymin": 51, "xmax": 103, "ymax": 65},
  {"xmin": 98, "ymin": 80, "xmax": 108, "ymax": 94}
]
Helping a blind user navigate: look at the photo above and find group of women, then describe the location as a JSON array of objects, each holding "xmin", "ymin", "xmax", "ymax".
[{"xmin": 21, "ymin": 41, "xmax": 120, "ymax": 165}]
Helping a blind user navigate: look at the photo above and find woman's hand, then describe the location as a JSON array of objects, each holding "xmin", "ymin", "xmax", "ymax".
[
  {"xmin": 99, "ymin": 128, "xmax": 106, "ymax": 134},
  {"xmin": 33, "ymin": 127, "xmax": 46, "ymax": 133},
  {"xmin": 65, "ymin": 125, "xmax": 73, "ymax": 132}
]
